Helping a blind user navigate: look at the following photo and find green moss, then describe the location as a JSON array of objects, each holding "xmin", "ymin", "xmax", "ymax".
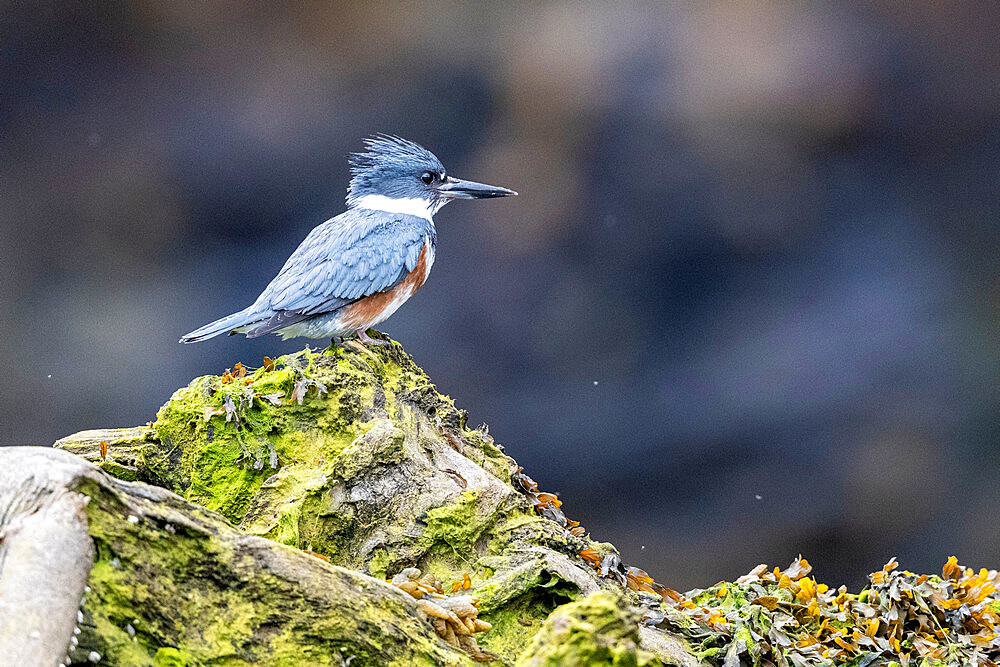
[
  {"xmin": 476, "ymin": 563, "xmax": 580, "ymax": 615},
  {"xmin": 419, "ymin": 490, "xmax": 487, "ymax": 554},
  {"xmin": 296, "ymin": 488, "xmax": 358, "ymax": 560},
  {"xmin": 79, "ymin": 476, "xmax": 268, "ymax": 664},
  {"xmin": 182, "ymin": 432, "xmax": 271, "ymax": 522},
  {"xmin": 515, "ymin": 592, "xmax": 660, "ymax": 666},
  {"xmin": 153, "ymin": 648, "xmax": 188, "ymax": 667},
  {"xmin": 462, "ymin": 428, "xmax": 512, "ymax": 484},
  {"xmin": 485, "ymin": 511, "xmax": 566, "ymax": 557},
  {"xmin": 63, "ymin": 341, "xmax": 670, "ymax": 663},
  {"xmin": 77, "ymin": 472, "xmax": 471, "ymax": 667},
  {"xmin": 479, "ymin": 595, "xmax": 563, "ymax": 664},
  {"xmin": 690, "ymin": 581, "xmax": 750, "ymax": 615},
  {"xmin": 86, "ymin": 542, "xmax": 258, "ymax": 663},
  {"xmin": 734, "ymin": 624, "xmax": 754, "ymax": 651},
  {"xmin": 368, "ymin": 548, "xmax": 394, "ymax": 579},
  {"xmin": 63, "ymin": 342, "xmax": 524, "ymax": 570},
  {"xmin": 98, "ymin": 342, "xmax": 524, "ymax": 586},
  {"xmin": 84, "ymin": 560, "xmax": 157, "ymax": 666},
  {"xmin": 97, "ymin": 459, "xmax": 138, "ymax": 481},
  {"xmin": 239, "ymin": 464, "xmax": 329, "ymax": 548},
  {"xmin": 147, "ymin": 349, "xmax": 375, "ymax": 525},
  {"xmin": 473, "ymin": 558, "xmax": 582, "ymax": 662},
  {"xmin": 694, "ymin": 646, "xmax": 723, "ymax": 660}
]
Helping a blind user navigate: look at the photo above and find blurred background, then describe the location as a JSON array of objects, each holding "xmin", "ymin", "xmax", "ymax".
[{"xmin": 3, "ymin": 2, "xmax": 999, "ymax": 591}]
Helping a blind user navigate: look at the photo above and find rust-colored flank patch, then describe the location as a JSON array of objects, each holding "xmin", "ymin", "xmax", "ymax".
[{"xmin": 339, "ymin": 243, "xmax": 430, "ymax": 330}]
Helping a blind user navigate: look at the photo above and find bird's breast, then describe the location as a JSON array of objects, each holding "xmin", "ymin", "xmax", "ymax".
[
  {"xmin": 422, "ymin": 240, "xmax": 435, "ymax": 283},
  {"xmin": 336, "ymin": 239, "xmax": 434, "ymax": 331}
]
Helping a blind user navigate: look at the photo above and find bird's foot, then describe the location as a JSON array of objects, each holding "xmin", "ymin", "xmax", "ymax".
[{"xmin": 355, "ymin": 329, "xmax": 391, "ymax": 347}]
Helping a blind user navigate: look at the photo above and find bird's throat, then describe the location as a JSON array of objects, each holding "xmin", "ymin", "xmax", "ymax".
[{"xmin": 353, "ymin": 195, "xmax": 437, "ymax": 222}]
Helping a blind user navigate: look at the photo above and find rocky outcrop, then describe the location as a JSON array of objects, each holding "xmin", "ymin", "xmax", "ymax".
[
  {"xmin": 25, "ymin": 341, "xmax": 693, "ymax": 665},
  {"xmin": 4, "ymin": 338, "xmax": 998, "ymax": 666},
  {"xmin": 0, "ymin": 445, "xmax": 466, "ymax": 666}
]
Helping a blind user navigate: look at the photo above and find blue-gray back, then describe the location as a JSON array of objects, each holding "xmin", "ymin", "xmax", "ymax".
[{"xmin": 247, "ymin": 208, "xmax": 435, "ymax": 331}]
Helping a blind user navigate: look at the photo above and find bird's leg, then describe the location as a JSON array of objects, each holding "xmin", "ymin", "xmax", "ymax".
[
  {"xmin": 326, "ymin": 335, "xmax": 345, "ymax": 352},
  {"xmin": 355, "ymin": 329, "xmax": 390, "ymax": 346}
]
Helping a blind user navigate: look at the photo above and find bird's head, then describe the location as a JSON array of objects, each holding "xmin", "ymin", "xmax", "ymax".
[{"xmin": 347, "ymin": 135, "xmax": 516, "ymax": 218}]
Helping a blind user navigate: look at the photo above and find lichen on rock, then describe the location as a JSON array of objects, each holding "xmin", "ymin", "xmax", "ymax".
[
  {"xmin": 1, "ymin": 446, "xmax": 470, "ymax": 666},
  {"xmin": 516, "ymin": 591, "xmax": 660, "ymax": 666},
  {"xmin": 40, "ymin": 337, "xmax": 1000, "ymax": 666},
  {"xmin": 54, "ymin": 340, "xmax": 688, "ymax": 664}
]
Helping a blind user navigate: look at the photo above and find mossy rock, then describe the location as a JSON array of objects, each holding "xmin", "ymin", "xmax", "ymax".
[
  {"xmin": 24, "ymin": 337, "xmax": 1000, "ymax": 666},
  {"xmin": 57, "ymin": 344, "xmax": 522, "ymax": 573},
  {"xmin": 516, "ymin": 591, "xmax": 661, "ymax": 666},
  {"xmin": 0, "ymin": 446, "xmax": 470, "ymax": 666},
  {"xmin": 48, "ymin": 340, "xmax": 703, "ymax": 665}
]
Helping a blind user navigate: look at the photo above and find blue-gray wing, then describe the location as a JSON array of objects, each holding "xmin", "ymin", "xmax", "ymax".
[{"xmin": 245, "ymin": 209, "xmax": 433, "ymax": 337}]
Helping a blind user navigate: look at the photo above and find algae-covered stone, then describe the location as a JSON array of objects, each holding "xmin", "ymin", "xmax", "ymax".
[
  {"xmin": 52, "ymin": 340, "xmax": 690, "ymax": 664},
  {"xmin": 54, "ymin": 426, "xmax": 155, "ymax": 482},
  {"xmin": 0, "ymin": 446, "xmax": 470, "ymax": 667},
  {"xmin": 29, "ymin": 338, "xmax": 1000, "ymax": 666},
  {"xmin": 516, "ymin": 591, "xmax": 661, "ymax": 666},
  {"xmin": 58, "ymin": 345, "xmax": 521, "ymax": 569}
]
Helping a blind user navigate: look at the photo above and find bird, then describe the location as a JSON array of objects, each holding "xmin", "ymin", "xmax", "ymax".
[{"xmin": 180, "ymin": 135, "xmax": 516, "ymax": 347}]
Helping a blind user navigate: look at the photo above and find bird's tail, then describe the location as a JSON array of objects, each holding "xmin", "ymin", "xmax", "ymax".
[{"xmin": 179, "ymin": 308, "xmax": 253, "ymax": 344}]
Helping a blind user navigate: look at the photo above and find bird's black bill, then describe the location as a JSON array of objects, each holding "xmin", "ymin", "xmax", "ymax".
[{"xmin": 439, "ymin": 177, "xmax": 517, "ymax": 199}]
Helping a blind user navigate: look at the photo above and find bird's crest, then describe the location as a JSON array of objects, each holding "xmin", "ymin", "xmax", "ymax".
[
  {"xmin": 346, "ymin": 135, "xmax": 444, "ymax": 205},
  {"xmin": 348, "ymin": 135, "xmax": 438, "ymax": 175}
]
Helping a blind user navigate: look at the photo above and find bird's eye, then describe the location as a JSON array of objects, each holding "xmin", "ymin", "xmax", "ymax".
[{"xmin": 420, "ymin": 172, "xmax": 434, "ymax": 185}]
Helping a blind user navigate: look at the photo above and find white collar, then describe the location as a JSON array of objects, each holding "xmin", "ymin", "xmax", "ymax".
[{"xmin": 353, "ymin": 194, "xmax": 436, "ymax": 222}]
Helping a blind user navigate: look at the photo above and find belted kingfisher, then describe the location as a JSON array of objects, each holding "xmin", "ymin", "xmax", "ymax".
[{"xmin": 180, "ymin": 135, "xmax": 516, "ymax": 346}]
